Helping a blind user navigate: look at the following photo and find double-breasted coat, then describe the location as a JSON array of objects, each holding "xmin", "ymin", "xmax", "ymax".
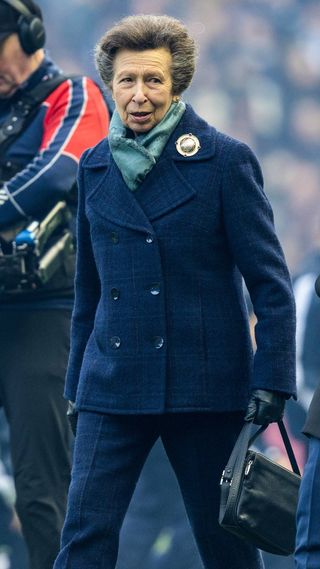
[{"xmin": 65, "ymin": 104, "xmax": 296, "ymax": 414}]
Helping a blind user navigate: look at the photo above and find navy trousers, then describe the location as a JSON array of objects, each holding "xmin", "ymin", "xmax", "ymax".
[
  {"xmin": 54, "ymin": 411, "xmax": 264, "ymax": 569},
  {"xmin": 295, "ymin": 436, "xmax": 320, "ymax": 569}
]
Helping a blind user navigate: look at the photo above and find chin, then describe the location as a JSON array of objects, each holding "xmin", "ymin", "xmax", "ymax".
[
  {"xmin": 132, "ymin": 120, "xmax": 155, "ymax": 132},
  {"xmin": 135, "ymin": 126, "xmax": 152, "ymax": 134}
]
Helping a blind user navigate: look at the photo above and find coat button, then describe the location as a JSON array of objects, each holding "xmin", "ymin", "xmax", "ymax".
[
  {"xmin": 149, "ymin": 283, "xmax": 160, "ymax": 296},
  {"xmin": 111, "ymin": 288, "xmax": 120, "ymax": 300},
  {"xmin": 145, "ymin": 234, "xmax": 154, "ymax": 244},
  {"xmin": 110, "ymin": 336, "xmax": 121, "ymax": 349},
  {"xmin": 152, "ymin": 336, "xmax": 164, "ymax": 349},
  {"xmin": 111, "ymin": 232, "xmax": 119, "ymax": 244}
]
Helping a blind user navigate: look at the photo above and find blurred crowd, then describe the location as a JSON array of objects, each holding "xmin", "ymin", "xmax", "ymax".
[{"xmin": 39, "ymin": 0, "xmax": 320, "ymax": 273}]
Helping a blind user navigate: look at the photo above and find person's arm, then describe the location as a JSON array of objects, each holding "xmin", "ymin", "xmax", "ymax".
[
  {"xmin": 64, "ymin": 154, "xmax": 101, "ymax": 403},
  {"xmin": 0, "ymin": 76, "xmax": 109, "ymax": 228},
  {"xmin": 221, "ymin": 141, "xmax": 296, "ymax": 408}
]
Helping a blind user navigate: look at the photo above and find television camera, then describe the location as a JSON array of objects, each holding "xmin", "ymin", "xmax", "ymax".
[{"xmin": 0, "ymin": 201, "xmax": 74, "ymax": 294}]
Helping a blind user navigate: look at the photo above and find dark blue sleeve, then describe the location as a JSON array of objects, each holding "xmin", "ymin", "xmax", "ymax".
[
  {"xmin": 222, "ymin": 141, "xmax": 296, "ymax": 396},
  {"xmin": 64, "ymin": 155, "xmax": 101, "ymax": 402}
]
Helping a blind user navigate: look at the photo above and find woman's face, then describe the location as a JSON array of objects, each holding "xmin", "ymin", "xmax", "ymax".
[{"xmin": 111, "ymin": 47, "xmax": 174, "ymax": 134}]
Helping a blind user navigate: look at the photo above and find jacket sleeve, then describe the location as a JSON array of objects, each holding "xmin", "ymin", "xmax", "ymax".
[
  {"xmin": 64, "ymin": 155, "xmax": 101, "ymax": 401},
  {"xmin": 221, "ymin": 141, "xmax": 296, "ymax": 396},
  {"xmin": 0, "ymin": 76, "xmax": 109, "ymax": 228}
]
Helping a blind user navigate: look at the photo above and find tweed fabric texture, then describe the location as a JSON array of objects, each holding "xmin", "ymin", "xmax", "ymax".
[{"xmin": 65, "ymin": 104, "xmax": 296, "ymax": 414}]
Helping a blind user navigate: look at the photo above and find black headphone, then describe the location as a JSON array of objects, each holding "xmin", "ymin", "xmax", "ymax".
[{"xmin": 1, "ymin": 0, "xmax": 45, "ymax": 54}]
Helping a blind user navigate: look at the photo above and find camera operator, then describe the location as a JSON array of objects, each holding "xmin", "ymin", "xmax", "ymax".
[{"xmin": 0, "ymin": 1, "xmax": 109, "ymax": 568}]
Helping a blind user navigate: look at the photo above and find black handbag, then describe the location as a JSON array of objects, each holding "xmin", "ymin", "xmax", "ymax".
[{"xmin": 219, "ymin": 420, "xmax": 301, "ymax": 556}]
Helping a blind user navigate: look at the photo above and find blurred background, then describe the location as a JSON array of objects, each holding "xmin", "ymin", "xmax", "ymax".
[
  {"xmin": 1, "ymin": 0, "xmax": 320, "ymax": 568},
  {"xmin": 43, "ymin": 0, "xmax": 320, "ymax": 274}
]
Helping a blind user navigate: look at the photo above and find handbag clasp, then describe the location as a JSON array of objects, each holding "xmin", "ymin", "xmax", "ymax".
[{"xmin": 244, "ymin": 459, "xmax": 254, "ymax": 476}]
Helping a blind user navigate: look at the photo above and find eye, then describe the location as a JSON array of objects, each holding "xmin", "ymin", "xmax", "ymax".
[
  {"xmin": 148, "ymin": 77, "xmax": 162, "ymax": 84},
  {"xmin": 120, "ymin": 77, "xmax": 133, "ymax": 84}
]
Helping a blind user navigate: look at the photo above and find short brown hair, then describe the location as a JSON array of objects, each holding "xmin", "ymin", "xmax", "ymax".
[{"xmin": 95, "ymin": 14, "xmax": 197, "ymax": 96}]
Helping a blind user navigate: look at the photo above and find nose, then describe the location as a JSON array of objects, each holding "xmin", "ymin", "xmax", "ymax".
[{"xmin": 132, "ymin": 81, "xmax": 147, "ymax": 104}]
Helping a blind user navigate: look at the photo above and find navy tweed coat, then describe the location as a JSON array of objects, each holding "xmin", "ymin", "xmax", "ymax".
[{"xmin": 65, "ymin": 104, "xmax": 296, "ymax": 414}]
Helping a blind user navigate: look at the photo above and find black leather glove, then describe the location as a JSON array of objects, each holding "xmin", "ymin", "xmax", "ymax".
[
  {"xmin": 244, "ymin": 389, "xmax": 287, "ymax": 425},
  {"xmin": 67, "ymin": 401, "xmax": 78, "ymax": 436}
]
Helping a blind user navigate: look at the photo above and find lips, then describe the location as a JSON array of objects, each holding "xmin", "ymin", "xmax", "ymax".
[
  {"xmin": 129, "ymin": 111, "xmax": 153, "ymax": 124},
  {"xmin": 130, "ymin": 111, "xmax": 152, "ymax": 118}
]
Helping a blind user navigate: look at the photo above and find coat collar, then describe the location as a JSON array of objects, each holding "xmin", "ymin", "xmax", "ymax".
[
  {"xmin": 163, "ymin": 103, "xmax": 216, "ymax": 161},
  {"xmin": 83, "ymin": 105, "xmax": 217, "ymax": 232},
  {"xmin": 82, "ymin": 105, "xmax": 216, "ymax": 169}
]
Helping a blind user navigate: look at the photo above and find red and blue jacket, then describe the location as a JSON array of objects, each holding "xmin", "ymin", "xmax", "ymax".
[
  {"xmin": 0, "ymin": 56, "xmax": 109, "ymax": 226},
  {"xmin": 0, "ymin": 56, "xmax": 109, "ymax": 307}
]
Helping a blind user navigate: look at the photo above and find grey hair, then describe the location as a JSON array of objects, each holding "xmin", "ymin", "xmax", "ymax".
[{"xmin": 94, "ymin": 14, "xmax": 197, "ymax": 96}]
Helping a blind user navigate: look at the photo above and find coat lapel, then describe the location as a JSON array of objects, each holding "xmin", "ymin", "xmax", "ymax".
[
  {"xmin": 83, "ymin": 142, "xmax": 154, "ymax": 233},
  {"xmin": 82, "ymin": 105, "xmax": 216, "ymax": 230},
  {"xmin": 134, "ymin": 106, "xmax": 216, "ymax": 221},
  {"xmin": 133, "ymin": 158, "xmax": 196, "ymax": 222}
]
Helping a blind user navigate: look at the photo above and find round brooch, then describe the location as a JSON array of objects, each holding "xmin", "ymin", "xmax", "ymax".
[{"xmin": 175, "ymin": 133, "xmax": 201, "ymax": 157}]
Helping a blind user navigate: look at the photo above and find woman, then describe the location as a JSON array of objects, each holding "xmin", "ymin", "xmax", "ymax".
[{"xmin": 54, "ymin": 15, "xmax": 296, "ymax": 569}]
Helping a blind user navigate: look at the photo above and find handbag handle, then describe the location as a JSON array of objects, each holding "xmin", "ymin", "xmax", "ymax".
[
  {"xmin": 220, "ymin": 420, "xmax": 301, "ymax": 525},
  {"xmin": 251, "ymin": 420, "xmax": 300, "ymax": 475},
  {"xmin": 221, "ymin": 420, "xmax": 301, "ymax": 487}
]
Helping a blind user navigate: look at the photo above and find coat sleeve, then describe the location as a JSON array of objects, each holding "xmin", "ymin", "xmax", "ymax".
[
  {"xmin": 64, "ymin": 155, "xmax": 101, "ymax": 402},
  {"xmin": 221, "ymin": 141, "xmax": 296, "ymax": 397},
  {"xmin": 0, "ymin": 77, "xmax": 109, "ymax": 227}
]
